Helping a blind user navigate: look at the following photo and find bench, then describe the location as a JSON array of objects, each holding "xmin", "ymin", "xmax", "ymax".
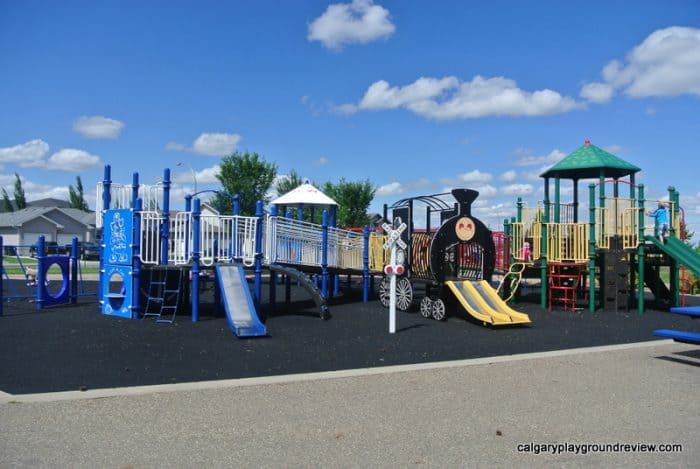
[{"xmin": 653, "ymin": 329, "xmax": 700, "ymax": 345}]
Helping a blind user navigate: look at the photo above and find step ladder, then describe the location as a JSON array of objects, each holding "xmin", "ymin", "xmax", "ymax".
[{"xmin": 142, "ymin": 267, "xmax": 183, "ymax": 323}]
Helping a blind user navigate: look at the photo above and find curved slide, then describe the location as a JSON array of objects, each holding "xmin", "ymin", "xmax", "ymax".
[
  {"xmin": 215, "ymin": 264, "xmax": 267, "ymax": 337},
  {"xmin": 268, "ymin": 264, "xmax": 330, "ymax": 319},
  {"xmin": 445, "ymin": 280, "xmax": 531, "ymax": 326}
]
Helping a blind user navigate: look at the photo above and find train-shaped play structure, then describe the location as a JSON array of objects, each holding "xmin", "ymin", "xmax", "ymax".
[{"xmin": 377, "ymin": 188, "xmax": 530, "ymax": 325}]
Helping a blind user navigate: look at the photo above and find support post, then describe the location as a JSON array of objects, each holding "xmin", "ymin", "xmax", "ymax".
[
  {"xmin": 588, "ymin": 184, "xmax": 596, "ymax": 312},
  {"xmin": 160, "ymin": 168, "xmax": 171, "ymax": 266},
  {"xmin": 540, "ymin": 181, "xmax": 550, "ymax": 309},
  {"xmin": 321, "ymin": 210, "xmax": 329, "ymax": 299},
  {"xmin": 285, "ymin": 209, "xmax": 292, "ymax": 303},
  {"xmin": 132, "ymin": 199, "xmax": 142, "ymax": 319},
  {"xmin": 36, "ymin": 236, "xmax": 45, "ymax": 310},
  {"xmin": 637, "ymin": 185, "xmax": 645, "ymax": 314},
  {"xmin": 191, "ymin": 198, "xmax": 201, "ymax": 322},
  {"xmin": 669, "ymin": 186, "xmax": 680, "ymax": 307},
  {"xmin": 269, "ymin": 205, "xmax": 278, "ymax": 311},
  {"xmin": 554, "ymin": 177, "xmax": 561, "ymax": 223},
  {"xmin": 184, "ymin": 194, "xmax": 192, "ymax": 264},
  {"xmin": 363, "ymin": 225, "xmax": 369, "ymax": 302},
  {"xmin": 254, "ymin": 200, "xmax": 263, "ymax": 312},
  {"xmin": 99, "ymin": 165, "xmax": 112, "ymax": 308},
  {"xmin": 70, "ymin": 237, "xmax": 78, "ymax": 304},
  {"xmin": 131, "ymin": 172, "xmax": 139, "ymax": 210}
]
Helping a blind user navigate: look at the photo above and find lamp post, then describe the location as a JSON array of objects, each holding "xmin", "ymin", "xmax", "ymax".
[{"xmin": 176, "ymin": 161, "xmax": 197, "ymax": 194}]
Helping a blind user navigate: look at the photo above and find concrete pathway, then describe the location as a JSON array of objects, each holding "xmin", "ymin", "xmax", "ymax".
[{"xmin": 1, "ymin": 341, "xmax": 698, "ymax": 467}]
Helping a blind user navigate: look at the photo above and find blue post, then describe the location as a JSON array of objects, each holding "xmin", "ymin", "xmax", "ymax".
[
  {"xmin": 363, "ymin": 225, "xmax": 369, "ymax": 302},
  {"xmin": 321, "ymin": 210, "xmax": 329, "ymax": 299},
  {"xmin": 36, "ymin": 236, "xmax": 46, "ymax": 310},
  {"xmin": 184, "ymin": 194, "xmax": 192, "ymax": 263},
  {"xmin": 131, "ymin": 172, "xmax": 139, "ymax": 210},
  {"xmin": 99, "ymin": 165, "xmax": 112, "ymax": 308},
  {"xmin": 233, "ymin": 194, "xmax": 240, "ymax": 262},
  {"xmin": 191, "ymin": 198, "xmax": 201, "ymax": 322},
  {"xmin": 132, "ymin": 199, "xmax": 142, "ymax": 319},
  {"xmin": 254, "ymin": 200, "xmax": 263, "ymax": 311},
  {"xmin": 70, "ymin": 237, "xmax": 78, "ymax": 304},
  {"xmin": 269, "ymin": 205, "xmax": 278, "ymax": 311},
  {"xmin": 285, "ymin": 209, "xmax": 292, "ymax": 303},
  {"xmin": 330, "ymin": 205, "xmax": 340, "ymax": 297},
  {"xmin": 160, "ymin": 168, "xmax": 171, "ymax": 265}
]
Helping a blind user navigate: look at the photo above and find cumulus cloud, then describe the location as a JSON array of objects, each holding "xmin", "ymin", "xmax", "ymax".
[
  {"xmin": 458, "ymin": 170, "xmax": 493, "ymax": 184},
  {"xmin": 167, "ymin": 132, "xmax": 241, "ymax": 156},
  {"xmin": 173, "ymin": 164, "xmax": 221, "ymax": 186},
  {"xmin": 0, "ymin": 139, "xmax": 50, "ymax": 167},
  {"xmin": 579, "ymin": 82, "xmax": 614, "ymax": 103},
  {"xmin": 308, "ymin": 0, "xmax": 395, "ymax": 50},
  {"xmin": 501, "ymin": 183, "xmax": 534, "ymax": 196},
  {"xmin": 376, "ymin": 181, "xmax": 405, "ymax": 196},
  {"xmin": 44, "ymin": 149, "xmax": 102, "ymax": 171},
  {"xmin": 580, "ymin": 26, "xmax": 700, "ymax": 101},
  {"xmin": 341, "ymin": 75, "xmax": 581, "ymax": 119},
  {"xmin": 500, "ymin": 170, "xmax": 517, "ymax": 182},
  {"xmin": 516, "ymin": 149, "xmax": 566, "ymax": 167},
  {"xmin": 73, "ymin": 116, "xmax": 125, "ymax": 139}
]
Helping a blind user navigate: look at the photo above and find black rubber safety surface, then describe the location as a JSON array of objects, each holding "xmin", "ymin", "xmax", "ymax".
[{"xmin": 1, "ymin": 281, "xmax": 698, "ymax": 394}]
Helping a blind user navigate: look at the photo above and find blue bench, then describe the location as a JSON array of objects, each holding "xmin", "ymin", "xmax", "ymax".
[
  {"xmin": 670, "ymin": 306, "xmax": 700, "ymax": 317},
  {"xmin": 653, "ymin": 329, "xmax": 700, "ymax": 345}
]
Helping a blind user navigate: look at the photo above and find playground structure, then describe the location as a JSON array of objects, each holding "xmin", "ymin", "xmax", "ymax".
[
  {"xmin": 0, "ymin": 235, "xmax": 91, "ymax": 316},
  {"xmin": 96, "ymin": 165, "xmax": 397, "ymax": 337},
  {"xmin": 378, "ymin": 189, "xmax": 531, "ymax": 326},
  {"xmin": 501, "ymin": 140, "xmax": 700, "ymax": 325}
]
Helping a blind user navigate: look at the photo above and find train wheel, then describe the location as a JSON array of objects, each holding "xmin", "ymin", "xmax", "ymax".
[
  {"xmin": 379, "ymin": 276, "xmax": 390, "ymax": 308},
  {"xmin": 420, "ymin": 297, "xmax": 433, "ymax": 318},
  {"xmin": 396, "ymin": 277, "xmax": 413, "ymax": 311},
  {"xmin": 431, "ymin": 298, "xmax": 446, "ymax": 321}
]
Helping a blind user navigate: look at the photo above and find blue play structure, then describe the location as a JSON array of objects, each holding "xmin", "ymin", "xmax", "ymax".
[
  {"xmin": 0, "ymin": 235, "xmax": 86, "ymax": 316},
  {"xmin": 97, "ymin": 165, "xmax": 376, "ymax": 337}
]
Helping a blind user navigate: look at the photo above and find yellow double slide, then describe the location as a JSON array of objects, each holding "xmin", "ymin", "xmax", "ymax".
[{"xmin": 445, "ymin": 280, "xmax": 531, "ymax": 326}]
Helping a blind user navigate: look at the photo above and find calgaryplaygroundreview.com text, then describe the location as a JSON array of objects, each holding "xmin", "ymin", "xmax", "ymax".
[{"xmin": 517, "ymin": 442, "xmax": 683, "ymax": 456}]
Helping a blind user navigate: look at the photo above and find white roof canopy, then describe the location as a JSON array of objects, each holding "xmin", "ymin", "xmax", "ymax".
[{"xmin": 271, "ymin": 183, "xmax": 338, "ymax": 206}]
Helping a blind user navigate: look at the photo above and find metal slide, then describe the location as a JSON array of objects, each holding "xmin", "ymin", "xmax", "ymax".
[
  {"xmin": 215, "ymin": 264, "xmax": 267, "ymax": 337},
  {"xmin": 471, "ymin": 280, "xmax": 531, "ymax": 324}
]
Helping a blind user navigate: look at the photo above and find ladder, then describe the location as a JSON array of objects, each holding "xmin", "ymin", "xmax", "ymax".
[{"xmin": 142, "ymin": 267, "xmax": 183, "ymax": 323}]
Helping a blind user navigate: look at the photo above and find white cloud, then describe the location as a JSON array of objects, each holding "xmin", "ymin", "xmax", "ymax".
[
  {"xmin": 500, "ymin": 170, "xmax": 517, "ymax": 182},
  {"xmin": 0, "ymin": 139, "xmax": 49, "ymax": 167},
  {"xmin": 167, "ymin": 132, "xmax": 241, "ymax": 156},
  {"xmin": 458, "ymin": 169, "xmax": 492, "ymax": 184},
  {"xmin": 501, "ymin": 183, "xmax": 534, "ymax": 196},
  {"xmin": 44, "ymin": 149, "xmax": 102, "ymax": 171},
  {"xmin": 581, "ymin": 26, "xmax": 700, "ymax": 100},
  {"xmin": 73, "ymin": 116, "xmax": 124, "ymax": 139},
  {"xmin": 580, "ymin": 82, "xmax": 614, "ymax": 103},
  {"xmin": 516, "ymin": 149, "xmax": 566, "ymax": 167},
  {"xmin": 313, "ymin": 157, "xmax": 329, "ymax": 166},
  {"xmin": 173, "ymin": 164, "xmax": 221, "ymax": 186},
  {"xmin": 376, "ymin": 181, "xmax": 404, "ymax": 196},
  {"xmin": 307, "ymin": 0, "xmax": 395, "ymax": 50},
  {"xmin": 342, "ymin": 75, "xmax": 581, "ymax": 120},
  {"xmin": 23, "ymin": 180, "xmax": 70, "ymax": 201},
  {"xmin": 604, "ymin": 144, "xmax": 623, "ymax": 154}
]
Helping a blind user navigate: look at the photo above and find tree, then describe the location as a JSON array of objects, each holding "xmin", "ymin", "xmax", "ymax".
[
  {"xmin": 1, "ymin": 188, "xmax": 13, "ymax": 212},
  {"xmin": 212, "ymin": 151, "xmax": 277, "ymax": 215},
  {"xmin": 323, "ymin": 178, "xmax": 376, "ymax": 228},
  {"xmin": 275, "ymin": 169, "xmax": 304, "ymax": 197},
  {"xmin": 68, "ymin": 176, "xmax": 89, "ymax": 211},
  {"xmin": 13, "ymin": 173, "xmax": 26, "ymax": 209}
]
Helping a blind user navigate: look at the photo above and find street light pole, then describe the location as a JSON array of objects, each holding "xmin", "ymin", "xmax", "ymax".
[{"xmin": 176, "ymin": 161, "xmax": 197, "ymax": 194}]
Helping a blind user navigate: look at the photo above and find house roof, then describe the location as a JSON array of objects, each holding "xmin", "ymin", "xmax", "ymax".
[
  {"xmin": 0, "ymin": 207, "xmax": 94, "ymax": 229},
  {"xmin": 540, "ymin": 140, "xmax": 641, "ymax": 180},
  {"xmin": 271, "ymin": 183, "xmax": 338, "ymax": 206}
]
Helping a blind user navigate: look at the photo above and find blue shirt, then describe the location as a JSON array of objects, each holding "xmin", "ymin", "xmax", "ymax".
[{"xmin": 649, "ymin": 206, "xmax": 669, "ymax": 225}]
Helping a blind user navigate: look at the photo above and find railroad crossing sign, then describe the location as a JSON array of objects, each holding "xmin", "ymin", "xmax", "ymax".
[{"xmin": 382, "ymin": 218, "xmax": 408, "ymax": 334}]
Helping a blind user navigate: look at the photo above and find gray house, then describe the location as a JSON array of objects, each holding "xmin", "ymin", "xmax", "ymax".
[{"xmin": 0, "ymin": 207, "xmax": 96, "ymax": 251}]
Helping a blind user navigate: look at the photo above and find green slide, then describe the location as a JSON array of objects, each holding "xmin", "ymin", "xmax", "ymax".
[{"xmin": 645, "ymin": 236, "xmax": 700, "ymax": 277}]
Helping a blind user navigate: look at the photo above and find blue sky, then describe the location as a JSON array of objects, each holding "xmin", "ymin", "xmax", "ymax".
[{"xmin": 1, "ymin": 1, "xmax": 699, "ymax": 232}]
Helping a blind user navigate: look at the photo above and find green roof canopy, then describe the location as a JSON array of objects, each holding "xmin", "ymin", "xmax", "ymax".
[{"xmin": 540, "ymin": 140, "xmax": 641, "ymax": 180}]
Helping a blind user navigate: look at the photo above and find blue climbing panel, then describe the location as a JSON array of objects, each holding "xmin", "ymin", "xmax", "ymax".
[{"xmin": 101, "ymin": 209, "xmax": 137, "ymax": 319}]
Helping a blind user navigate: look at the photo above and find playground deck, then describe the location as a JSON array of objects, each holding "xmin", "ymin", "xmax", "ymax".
[{"xmin": 1, "ymin": 280, "xmax": 698, "ymax": 395}]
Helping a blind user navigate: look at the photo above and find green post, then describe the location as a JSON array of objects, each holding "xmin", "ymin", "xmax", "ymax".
[
  {"xmin": 554, "ymin": 178, "xmax": 560, "ymax": 223},
  {"xmin": 637, "ymin": 185, "xmax": 645, "ymax": 314},
  {"xmin": 599, "ymin": 173, "xmax": 606, "ymax": 243},
  {"xmin": 540, "ymin": 195, "xmax": 549, "ymax": 310},
  {"xmin": 503, "ymin": 218, "xmax": 512, "ymax": 265},
  {"xmin": 588, "ymin": 183, "xmax": 596, "ymax": 312},
  {"xmin": 669, "ymin": 186, "xmax": 680, "ymax": 306},
  {"xmin": 516, "ymin": 197, "xmax": 523, "ymax": 223}
]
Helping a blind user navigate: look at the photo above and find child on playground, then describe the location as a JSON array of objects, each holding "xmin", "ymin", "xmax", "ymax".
[{"xmin": 647, "ymin": 201, "xmax": 669, "ymax": 241}]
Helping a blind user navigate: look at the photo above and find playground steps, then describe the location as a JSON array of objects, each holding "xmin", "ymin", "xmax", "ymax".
[{"xmin": 142, "ymin": 268, "xmax": 183, "ymax": 323}]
